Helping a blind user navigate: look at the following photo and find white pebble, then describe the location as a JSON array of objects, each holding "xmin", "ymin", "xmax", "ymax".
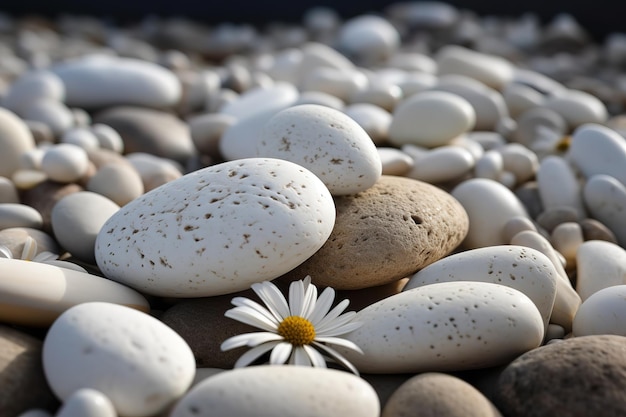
[
  {"xmin": 87, "ymin": 164, "xmax": 144, "ymax": 206},
  {"xmin": 61, "ymin": 127, "xmax": 100, "ymax": 151},
  {"xmin": 573, "ymin": 285, "xmax": 626, "ymax": 336},
  {"xmin": 41, "ymin": 143, "xmax": 89, "ymax": 183},
  {"xmin": 537, "ymin": 155, "xmax": 586, "ymax": 218},
  {"xmin": 544, "ymin": 89, "xmax": 608, "ymax": 129},
  {"xmin": 90, "ymin": 124, "xmax": 124, "ymax": 153},
  {"xmin": 474, "ymin": 150, "xmax": 503, "ymax": 181},
  {"xmin": 336, "ymin": 15, "xmax": 400, "ymax": 64},
  {"xmin": 407, "ymin": 146, "xmax": 474, "ymax": 184},
  {"xmin": 583, "ymin": 174, "xmax": 626, "ymax": 246},
  {"xmin": 436, "ymin": 45, "xmax": 514, "ymax": 90},
  {"xmin": 343, "ymin": 103, "xmax": 391, "ymax": 145},
  {"xmin": 20, "ymin": 98, "xmax": 74, "ymax": 136},
  {"xmin": 56, "ymin": 389, "xmax": 116, "ymax": 417},
  {"xmin": 576, "ymin": 240, "xmax": 626, "ymax": 301},
  {"xmin": 551, "ymin": 222, "xmax": 584, "ymax": 269},
  {"xmin": 0, "ymin": 203, "xmax": 43, "ymax": 230},
  {"xmin": 378, "ymin": 147, "xmax": 414, "ymax": 176},
  {"xmin": 498, "ymin": 143, "xmax": 538, "ymax": 185}
]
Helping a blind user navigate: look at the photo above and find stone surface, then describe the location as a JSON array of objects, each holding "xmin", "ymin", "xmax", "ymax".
[
  {"xmin": 0, "ymin": 108, "xmax": 36, "ymax": 178},
  {"xmin": 495, "ymin": 335, "xmax": 626, "ymax": 417},
  {"xmin": 583, "ymin": 174, "xmax": 626, "ymax": 247},
  {"xmin": 86, "ymin": 163, "xmax": 144, "ymax": 206},
  {"xmin": 0, "ymin": 325, "xmax": 57, "ymax": 417},
  {"xmin": 20, "ymin": 181, "xmax": 83, "ymax": 234},
  {"xmin": 576, "ymin": 240, "xmax": 626, "ymax": 301},
  {"xmin": 55, "ymin": 389, "xmax": 116, "ymax": 417},
  {"xmin": 436, "ymin": 45, "xmax": 514, "ymax": 89},
  {"xmin": 169, "ymin": 366, "xmax": 380, "ymax": 417},
  {"xmin": 41, "ymin": 143, "xmax": 89, "ymax": 183},
  {"xmin": 279, "ymin": 175, "xmax": 468, "ymax": 290},
  {"xmin": 0, "ymin": 204, "xmax": 43, "ymax": 231},
  {"xmin": 43, "ymin": 302, "xmax": 195, "ymax": 417},
  {"xmin": 382, "ymin": 372, "xmax": 502, "ymax": 417},
  {"xmin": 573, "ymin": 285, "xmax": 626, "ymax": 336}
]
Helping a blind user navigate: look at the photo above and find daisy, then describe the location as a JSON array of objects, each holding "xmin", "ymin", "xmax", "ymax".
[
  {"xmin": 221, "ymin": 276, "xmax": 363, "ymax": 375},
  {"xmin": 0, "ymin": 236, "xmax": 87, "ymax": 272}
]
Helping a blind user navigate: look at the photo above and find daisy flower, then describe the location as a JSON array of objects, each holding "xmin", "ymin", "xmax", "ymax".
[
  {"xmin": 0, "ymin": 236, "xmax": 87, "ymax": 272},
  {"xmin": 221, "ymin": 276, "xmax": 363, "ymax": 375}
]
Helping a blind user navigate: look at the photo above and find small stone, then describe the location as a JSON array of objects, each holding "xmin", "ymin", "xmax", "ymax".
[
  {"xmin": 537, "ymin": 155, "xmax": 586, "ymax": 218},
  {"xmin": 407, "ymin": 146, "xmax": 475, "ymax": 184},
  {"xmin": 513, "ymin": 181, "xmax": 544, "ymax": 220},
  {"xmin": 56, "ymin": 389, "xmax": 116, "ymax": 417},
  {"xmin": 436, "ymin": 45, "xmax": 514, "ymax": 90},
  {"xmin": 0, "ymin": 203, "xmax": 43, "ymax": 231},
  {"xmin": 188, "ymin": 113, "xmax": 236, "ymax": 159},
  {"xmin": 344, "ymin": 103, "xmax": 392, "ymax": 145},
  {"xmin": 573, "ymin": 285, "xmax": 626, "ymax": 336},
  {"xmin": 41, "ymin": 143, "xmax": 89, "ymax": 183},
  {"xmin": 551, "ymin": 222, "xmax": 583, "ymax": 268},
  {"xmin": 579, "ymin": 218, "xmax": 618, "ymax": 243},
  {"xmin": 583, "ymin": 174, "xmax": 626, "ymax": 246},
  {"xmin": 19, "ymin": 99, "xmax": 74, "ymax": 137},
  {"xmin": 377, "ymin": 147, "xmax": 413, "ymax": 176},
  {"xmin": 495, "ymin": 335, "xmax": 626, "ymax": 417},
  {"xmin": 576, "ymin": 240, "xmax": 626, "ymax": 301},
  {"xmin": 0, "ymin": 227, "xmax": 61, "ymax": 258},
  {"xmin": 544, "ymin": 89, "xmax": 608, "ymax": 129},
  {"xmin": 0, "ymin": 108, "xmax": 36, "ymax": 178},
  {"xmin": 20, "ymin": 181, "xmax": 83, "ymax": 233},
  {"xmin": 336, "ymin": 15, "xmax": 400, "ymax": 65},
  {"xmin": 535, "ymin": 206, "xmax": 579, "ymax": 233},
  {"xmin": 2, "ymin": 69, "xmax": 65, "ymax": 115},
  {"xmin": 86, "ymin": 163, "xmax": 144, "ymax": 206}
]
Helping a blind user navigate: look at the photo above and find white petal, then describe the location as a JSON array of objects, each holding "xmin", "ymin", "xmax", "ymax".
[
  {"xmin": 231, "ymin": 297, "xmax": 280, "ymax": 326},
  {"xmin": 32, "ymin": 251, "xmax": 59, "ymax": 262},
  {"xmin": 225, "ymin": 306, "xmax": 279, "ymax": 332},
  {"xmin": 270, "ymin": 342, "xmax": 293, "ymax": 365},
  {"xmin": 21, "ymin": 237, "xmax": 37, "ymax": 261},
  {"xmin": 315, "ymin": 299, "xmax": 350, "ymax": 330},
  {"xmin": 0, "ymin": 246, "xmax": 13, "ymax": 259},
  {"xmin": 289, "ymin": 279, "xmax": 304, "ymax": 316},
  {"xmin": 220, "ymin": 333, "xmax": 267, "ymax": 351},
  {"xmin": 234, "ymin": 341, "xmax": 281, "ymax": 368},
  {"xmin": 308, "ymin": 287, "xmax": 336, "ymax": 326},
  {"xmin": 316, "ymin": 320, "xmax": 362, "ymax": 337},
  {"xmin": 243, "ymin": 332, "xmax": 284, "ymax": 347},
  {"xmin": 301, "ymin": 280, "xmax": 318, "ymax": 319},
  {"xmin": 303, "ymin": 344, "xmax": 327, "ymax": 368},
  {"xmin": 252, "ymin": 281, "xmax": 290, "ymax": 320},
  {"xmin": 293, "ymin": 346, "xmax": 311, "ymax": 366},
  {"xmin": 316, "ymin": 310, "xmax": 356, "ymax": 334},
  {"xmin": 313, "ymin": 342, "xmax": 360, "ymax": 376},
  {"xmin": 314, "ymin": 336, "xmax": 364, "ymax": 354}
]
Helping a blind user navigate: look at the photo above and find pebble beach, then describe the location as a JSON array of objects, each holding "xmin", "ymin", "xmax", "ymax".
[{"xmin": 1, "ymin": 2, "xmax": 626, "ymax": 416}]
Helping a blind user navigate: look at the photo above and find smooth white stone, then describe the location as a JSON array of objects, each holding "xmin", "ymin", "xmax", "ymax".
[
  {"xmin": 264, "ymin": 48, "xmax": 303, "ymax": 85},
  {"xmin": 43, "ymin": 302, "xmax": 195, "ymax": 417},
  {"xmin": 0, "ymin": 203, "xmax": 43, "ymax": 230},
  {"xmin": 295, "ymin": 90, "xmax": 345, "ymax": 110},
  {"xmin": 544, "ymin": 90, "xmax": 608, "ymax": 129},
  {"xmin": 343, "ymin": 103, "xmax": 391, "ymax": 145},
  {"xmin": 501, "ymin": 82, "xmax": 545, "ymax": 118},
  {"xmin": 388, "ymin": 52, "xmax": 437, "ymax": 74},
  {"xmin": 19, "ymin": 147, "xmax": 45, "ymax": 171},
  {"xmin": 448, "ymin": 135, "xmax": 484, "ymax": 162},
  {"xmin": 407, "ymin": 146, "xmax": 474, "ymax": 184},
  {"xmin": 397, "ymin": 72, "xmax": 438, "ymax": 97},
  {"xmin": 576, "ymin": 240, "xmax": 626, "ymax": 301},
  {"xmin": 436, "ymin": 45, "xmax": 514, "ymax": 90},
  {"xmin": 170, "ymin": 366, "xmax": 379, "ymax": 417},
  {"xmin": 339, "ymin": 281, "xmax": 544, "ymax": 373},
  {"xmin": 512, "ymin": 68, "xmax": 567, "ymax": 96},
  {"xmin": 573, "ymin": 285, "xmax": 626, "ymax": 336},
  {"xmin": 51, "ymin": 191, "xmax": 120, "ymax": 263},
  {"xmin": 297, "ymin": 42, "xmax": 355, "ymax": 87},
  {"xmin": 20, "ymin": 98, "xmax": 74, "ymax": 136},
  {"xmin": 551, "ymin": 222, "xmax": 584, "ymax": 269},
  {"xmin": 188, "ymin": 113, "xmax": 236, "ymax": 157},
  {"xmin": 433, "ymin": 74, "xmax": 509, "ymax": 130},
  {"xmin": 451, "ymin": 178, "xmax": 529, "ymax": 249},
  {"xmin": 349, "ymin": 83, "xmax": 403, "ymax": 112},
  {"xmin": 126, "ymin": 152, "xmax": 182, "ymax": 191},
  {"xmin": 2, "ymin": 70, "xmax": 65, "ymax": 114},
  {"xmin": 537, "ymin": 156, "xmax": 586, "ymax": 218},
  {"xmin": 95, "ymin": 158, "xmax": 335, "ymax": 297},
  {"xmin": 219, "ymin": 83, "xmax": 298, "ymax": 120},
  {"xmin": 388, "ymin": 91, "xmax": 475, "ymax": 147},
  {"xmin": 41, "ymin": 143, "xmax": 89, "ymax": 183},
  {"xmin": 56, "ymin": 389, "xmax": 116, "ymax": 417},
  {"xmin": 583, "ymin": 174, "xmax": 626, "ymax": 246},
  {"xmin": 337, "ymin": 14, "xmax": 400, "ymax": 64},
  {"xmin": 568, "ymin": 124, "xmax": 626, "ymax": 187},
  {"xmin": 87, "ymin": 164, "xmax": 144, "ymax": 206},
  {"xmin": 0, "ymin": 258, "xmax": 149, "ymax": 326},
  {"xmin": 51, "ymin": 55, "xmax": 181, "ymax": 109},
  {"xmin": 60, "ymin": 127, "xmax": 100, "ymax": 151},
  {"xmin": 301, "ymin": 67, "xmax": 369, "ymax": 101},
  {"xmin": 498, "ymin": 171, "xmax": 518, "ymax": 189},
  {"xmin": 11, "ymin": 169, "xmax": 47, "ymax": 190},
  {"xmin": 90, "ymin": 123, "xmax": 124, "ymax": 153},
  {"xmin": 0, "ymin": 177, "xmax": 19, "ymax": 204},
  {"xmin": 258, "ymin": 104, "xmax": 381, "ymax": 195},
  {"xmin": 378, "ymin": 147, "xmax": 414, "ymax": 176},
  {"xmin": 0, "ymin": 108, "xmax": 36, "ymax": 178},
  {"xmin": 467, "ymin": 131, "xmax": 507, "ymax": 151},
  {"xmin": 502, "ymin": 216, "xmax": 538, "ymax": 243},
  {"xmin": 474, "ymin": 150, "xmax": 503, "ymax": 181},
  {"xmin": 404, "ymin": 245, "xmax": 557, "ymax": 330},
  {"xmin": 498, "ymin": 143, "xmax": 538, "ymax": 185}
]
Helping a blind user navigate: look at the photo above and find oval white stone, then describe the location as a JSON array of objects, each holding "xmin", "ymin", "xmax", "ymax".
[
  {"xmin": 257, "ymin": 104, "xmax": 382, "ymax": 195},
  {"xmin": 404, "ymin": 245, "xmax": 557, "ymax": 330},
  {"xmin": 573, "ymin": 285, "xmax": 626, "ymax": 336},
  {"xmin": 339, "ymin": 281, "xmax": 544, "ymax": 373},
  {"xmin": 583, "ymin": 174, "xmax": 626, "ymax": 246},
  {"xmin": 0, "ymin": 108, "xmax": 36, "ymax": 178},
  {"xmin": 537, "ymin": 155, "xmax": 586, "ymax": 218},
  {"xmin": 0, "ymin": 203, "xmax": 43, "ymax": 230},
  {"xmin": 544, "ymin": 90, "xmax": 608, "ymax": 129},
  {"xmin": 41, "ymin": 143, "xmax": 89, "ymax": 183},
  {"xmin": 576, "ymin": 240, "xmax": 626, "ymax": 301},
  {"xmin": 407, "ymin": 146, "xmax": 474, "ymax": 184},
  {"xmin": 389, "ymin": 91, "xmax": 475, "ymax": 147},
  {"xmin": 43, "ymin": 302, "xmax": 195, "ymax": 417},
  {"xmin": 169, "ymin": 366, "xmax": 379, "ymax": 417},
  {"xmin": 436, "ymin": 45, "xmax": 514, "ymax": 90},
  {"xmin": 95, "ymin": 158, "xmax": 336, "ymax": 297},
  {"xmin": 56, "ymin": 389, "xmax": 116, "ymax": 417}
]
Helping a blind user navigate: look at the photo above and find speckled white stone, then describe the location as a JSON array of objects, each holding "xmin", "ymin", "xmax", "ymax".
[
  {"xmin": 436, "ymin": 45, "xmax": 514, "ymax": 89},
  {"xmin": 51, "ymin": 55, "xmax": 181, "ymax": 109},
  {"xmin": 544, "ymin": 90, "xmax": 608, "ymax": 129},
  {"xmin": 451, "ymin": 178, "xmax": 530, "ymax": 249},
  {"xmin": 406, "ymin": 145, "xmax": 474, "ymax": 184},
  {"xmin": 0, "ymin": 258, "xmax": 149, "ymax": 326},
  {"xmin": 567, "ymin": 124, "xmax": 626, "ymax": 187},
  {"xmin": 41, "ymin": 143, "xmax": 89, "ymax": 183},
  {"xmin": 388, "ymin": 91, "xmax": 475, "ymax": 147},
  {"xmin": 573, "ymin": 285, "xmax": 626, "ymax": 336},
  {"xmin": 169, "ymin": 366, "xmax": 379, "ymax": 417},
  {"xmin": 95, "ymin": 158, "xmax": 336, "ymax": 297},
  {"xmin": 43, "ymin": 302, "xmax": 195, "ymax": 417},
  {"xmin": 257, "ymin": 104, "xmax": 382, "ymax": 195},
  {"xmin": 404, "ymin": 245, "xmax": 557, "ymax": 330},
  {"xmin": 339, "ymin": 281, "xmax": 544, "ymax": 373},
  {"xmin": 56, "ymin": 389, "xmax": 116, "ymax": 417},
  {"xmin": 576, "ymin": 240, "xmax": 626, "ymax": 301},
  {"xmin": 583, "ymin": 174, "xmax": 626, "ymax": 247}
]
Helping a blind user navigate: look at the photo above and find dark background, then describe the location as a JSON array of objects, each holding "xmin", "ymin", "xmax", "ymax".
[{"xmin": 2, "ymin": 0, "xmax": 625, "ymax": 42}]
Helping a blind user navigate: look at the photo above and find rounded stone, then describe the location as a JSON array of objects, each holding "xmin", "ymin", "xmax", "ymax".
[
  {"xmin": 86, "ymin": 163, "xmax": 144, "ymax": 206},
  {"xmin": 336, "ymin": 15, "xmax": 400, "ymax": 65},
  {"xmin": 574, "ymin": 285, "xmax": 626, "ymax": 336},
  {"xmin": 382, "ymin": 373, "xmax": 502, "ymax": 417},
  {"xmin": 0, "ymin": 108, "xmax": 36, "ymax": 178},
  {"xmin": 43, "ymin": 302, "xmax": 195, "ymax": 417},
  {"xmin": 495, "ymin": 335, "xmax": 626, "ymax": 417},
  {"xmin": 579, "ymin": 218, "xmax": 618, "ymax": 243},
  {"xmin": 436, "ymin": 45, "xmax": 514, "ymax": 90},
  {"xmin": 0, "ymin": 227, "xmax": 61, "ymax": 258},
  {"xmin": 41, "ymin": 143, "xmax": 89, "ymax": 183},
  {"xmin": 19, "ymin": 99, "xmax": 74, "ymax": 137},
  {"xmin": 0, "ymin": 203, "xmax": 43, "ymax": 231},
  {"xmin": 279, "ymin": 175, "xmax": 468, "ymax": 290},
  {"xmin": 2, "ymin": 70, "xmax": 65, "ymax": 115},
  {"xmin": 188, "ymin": 113, "xmax": 236, "ymax": 158},
  {"xmin": 343, "ymin": 103, "xmax": 392, "ymax": 145},
  {"xmin": 583, "ymin": 174, "xmax": 626, "ymax": 246},
  {"xmin": 20, "ymin": 181, "xmax": 83, "ymax": 234},
  {"xmin": 55, "ymin": 389, "xmax": 116, "ymax": 417},
  {"xmin": 544, "ymin": 90, "xmax": 608, "ymax": 129},
  {"xmin": 576, "ymin": 240, "xmax": 626, "ymax": 301},
  {"xmin": 0, "ymin": 176, "xmax": 20, "ymax": 204}
]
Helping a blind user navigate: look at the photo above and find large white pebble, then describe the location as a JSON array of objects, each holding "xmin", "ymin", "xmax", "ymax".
[
  {"xmin": 388, "ymin": 91, "xmax": 475, "ymax": 147},
  {"xmin": 169, "ymin": 366, "xmax": 379, "ymax": 417},
  {"xmin": 544, "ymin": 90, "xmax": 608, "ymax": 129},
  {"xmin": 51, "ymin": 191, "xmax": 120, "ymax": 263},
  {"xmin": 451, "ymin": 178, "xmax": 529, "ymax": 249},
  {"xmin": 573, "ymin": 285, "xmax": 626, "ymax": 336},
  {"xmin": 576, "ymin": 240, "xmax": 626, "ymax": 301},
  {"xmin": 407, "ymin": 146, "xmax": 474, "ymax": 184},
  {"xmin": 43, "ymin": 302, "xmax": 195, "ymax": 417},
  {"xmin": 95, "ymin": 158, "xmax": 336, "ymax": 297},
  {"xmin": 339, "ymin": 281, "xmax": 544, "ymax": 373},
  {"xmin": 583, "ymin": 174, "xmax": 626, "ymax": 246},
  {"xmin": 436, "ymin": 45, "xmax": 514, "ymax": 90},
  {"xmin": 0, "ymin": 108, "xmax": 36, "ymax": 178},
  {"xmin": 567, "ymin": 124, "xmax": 626, "ymax": 186},
  {"xmin": 404, "ymin": 245, "xmax": 557, "ymax": 330},
  {"xmin": 537, "ymin": 155, "xmax": 586, "ymax": 218},
  {"xmin": 56, "ymin": 389, "xmax": 116, "ymax": 417},
  {"xmin": 41, "ymin": 143, "xmax": 89, "ymax": 183},
  {"xmin": 257, "ymin": 104, "xmax": 381, "ymax": 195}
]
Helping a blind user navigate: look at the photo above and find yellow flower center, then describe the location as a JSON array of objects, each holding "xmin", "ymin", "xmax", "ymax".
[{"xmin": 277, "ymin": 316, "xmax": 316, "ymax": 346}]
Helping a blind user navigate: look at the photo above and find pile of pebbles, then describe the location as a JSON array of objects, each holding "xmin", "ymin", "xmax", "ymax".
[{"xmin": 1, "ymin": 2, "xmax": 626, "ymax": 416}]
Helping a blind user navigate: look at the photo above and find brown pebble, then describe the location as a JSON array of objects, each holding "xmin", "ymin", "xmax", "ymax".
[
  {"xmin": 579, "ymin": 218, "xmax": 619, "ymax": 244},
  {"xmin": 535, "ymin": 206, "xmax": 579, "ymax": 232},
  {"xmin": 19, "ymin": 181, "xmax": 83, "ymax": 233}
]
